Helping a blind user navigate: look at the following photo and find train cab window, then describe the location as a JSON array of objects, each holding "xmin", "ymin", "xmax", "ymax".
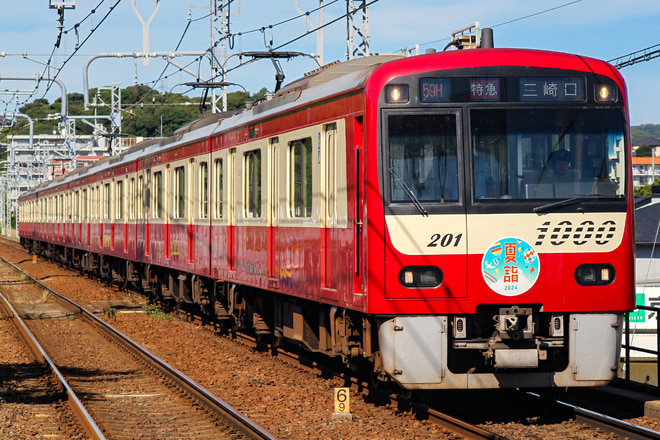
[
  {"xmin": 153, "ymin": 171, "xmax": 163, "ymax": 219},
  {"xmin": 244, "ymin": 149, "xmax": 262, "ymax": 218},
  {"xmin": 289, "ymin": 137, "xmax": 313, "ymax": 218},
  {"xmin": 213, "ymin": 158, "xmax": 223, "ymax": 219},
  {"xmin": 387, "ymin": 114, "xmax": 459, "ymax": 203},
  {"xmin": 470, "ymin": 108, "xmax": 627, "ymax": 201},
  {"xmin": 199, "ymin": 161, "xmax": 209, "ymax": 219},
  {"xmin": 174, "ymin": 166, "xmax": 186, "ymax": 219}
]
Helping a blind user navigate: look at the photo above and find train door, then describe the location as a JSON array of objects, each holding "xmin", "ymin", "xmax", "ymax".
[
  {"xmin": 144, "ymin": 169, "xmax": 152, "ymax": 257},
  {"xmin": 227, "ymin": 148, "xmax": 236, "ymax": 271},
  {"xmin": 164, "ymin": 165, "xmax": 171, "ymax": 259},
  {"xmin": 323, "ymin": 123, "xmax": 338, "ymax": 293},
  {"xmin": 268, "ymin": 137, "xmax": 279, "ymax": 284}
]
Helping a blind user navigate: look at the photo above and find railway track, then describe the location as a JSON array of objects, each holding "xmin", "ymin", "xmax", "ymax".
[
  {"xmin": 553, "ymin": 396, "xmax": 660, "ymax": 440},
  {"xmin": 0, "ymin": 248, "xmax": 276, "ymax": 440},
  {"xmin": 4, "ymin": 236, "xmax": 660, "ymax": 439},
  {"xmin": 0, "ymin": 287, "xmax": 101, "ymax": 439}
]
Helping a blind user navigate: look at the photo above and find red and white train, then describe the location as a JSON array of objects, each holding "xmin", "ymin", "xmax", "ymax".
[{"xmin": 18, "ymin": 43, "xmax": 635, "ymax": 389}]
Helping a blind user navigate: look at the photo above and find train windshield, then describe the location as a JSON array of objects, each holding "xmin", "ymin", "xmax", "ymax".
[
  {"xmin": 388, "ymin": 113, "xmax": 460, "ymax": 204},
  {"xmin": 471, "ymin": 108, "xmax": 627, "ymax": 201}
]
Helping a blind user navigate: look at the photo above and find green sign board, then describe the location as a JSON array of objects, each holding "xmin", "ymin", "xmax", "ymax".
[{"xmin": 629, "ymin": 293, "xmax": 646, "ymax": 323}]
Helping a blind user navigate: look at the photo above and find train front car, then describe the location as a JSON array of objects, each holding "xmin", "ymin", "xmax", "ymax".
[{"xmin": 365, "ymin": 49, "xmax": 635, "ymax": 389}]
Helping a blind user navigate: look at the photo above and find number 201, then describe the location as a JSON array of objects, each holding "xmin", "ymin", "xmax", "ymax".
[{"xmin": 428, "ymin": 233, "xmax": 462, "ymax": 248}]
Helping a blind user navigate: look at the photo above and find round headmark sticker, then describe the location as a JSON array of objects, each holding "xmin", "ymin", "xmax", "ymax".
[{"xmin": 481, "ymin": 237, "xmax": 540, "ymax": 296}]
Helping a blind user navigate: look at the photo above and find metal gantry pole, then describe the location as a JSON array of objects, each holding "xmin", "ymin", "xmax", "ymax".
[{"xmin": 346, "ymin": 0, "xmax": 369, "ymax": 60}]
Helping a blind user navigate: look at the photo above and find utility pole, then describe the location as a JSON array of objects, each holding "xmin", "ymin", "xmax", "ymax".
[{"xmin": 211, "ymin": 0, "xmax": 230, "ymax": 113}]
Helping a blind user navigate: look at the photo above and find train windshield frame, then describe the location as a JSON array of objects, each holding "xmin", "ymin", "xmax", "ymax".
[{"xmin": 469, "ymin": 106, "xmax": 627, "ymax": 203}]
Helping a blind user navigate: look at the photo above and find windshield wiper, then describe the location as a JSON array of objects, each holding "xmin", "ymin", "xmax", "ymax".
[
  {"xmin": 389, "ymin": 167, "xmax": 428, "ymax": 217},
  {"xmin": 533, "ymin": 194, "xmax": 616, "ymax": 214}
]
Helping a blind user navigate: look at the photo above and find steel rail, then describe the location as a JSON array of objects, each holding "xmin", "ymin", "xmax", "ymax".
[
  {"xmin": 0, "ymin": 291, "xmax": 106, "ymax": 440},
  {"xmin": 0, "ymin": 254, "xmax": 278, "ymax": 440},
  {"xmin": 525, "ymin": 391, "xmax": 660, "ymax": 440},
  {"xmin": 563, "ymin": 402, "xmax": 660, "ymax": 440}
]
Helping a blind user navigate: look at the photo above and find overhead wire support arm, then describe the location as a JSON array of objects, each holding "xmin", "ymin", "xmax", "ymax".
[
  {"xmin": 236, "ymin": 51, "xmax": 320, "ymax": 92},
  {"xmin": 609, "ymin": 43, "xmax": 660, "ymax": 69},
  {"xmin": 82, "ymin": 51, "xmax": 211, "ymax": 110}
]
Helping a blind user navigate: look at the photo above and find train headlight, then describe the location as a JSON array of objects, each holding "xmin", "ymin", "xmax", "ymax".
[
  {"xmin": 574, "ymin": 263, "xmax": 615, "ymax": 286},
  {"xmin": 398, "ymin": 266, "xmax": 443, "ymax": 288},
  {"xmin": 385, "ymin": 84, "xmax": 409, "ymax": 103},
  {"xmin": 595, "ymin": 84, "xmax": 617, "ymax": 103}
]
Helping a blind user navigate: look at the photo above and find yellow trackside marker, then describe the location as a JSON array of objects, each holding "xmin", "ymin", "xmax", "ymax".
[
  {"xmin": 332, "ymin": 387, "xmax": 352, "ymax": 420},
  {"xmin": 33, "ymin": 255, "xmax": 37, "ymax": 264}
]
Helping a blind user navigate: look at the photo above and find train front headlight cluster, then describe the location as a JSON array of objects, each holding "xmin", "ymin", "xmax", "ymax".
[
  {"xmin": 398, "ymin": 265, "xmax": 443, "ymax": 288},
  {"xmin": 595, "ymin": 84, "xmax": 618, "ymax": 103},
  {"xmin": 385, "ymin": 84, "xmax": 409, "ymax": 103},
  {"xmin": 574, "ymin": 263, "xmax": 615, "ymax": 286}
]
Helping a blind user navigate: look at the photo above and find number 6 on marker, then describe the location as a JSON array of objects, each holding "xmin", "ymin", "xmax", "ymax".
[{"xmin": 334, "ymin": 387, "xmax": 350, "ymax": 413}]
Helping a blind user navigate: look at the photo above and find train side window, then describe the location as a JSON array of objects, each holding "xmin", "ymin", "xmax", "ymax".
[
  {"xmin": 137, "ymin": 175, "xmax": 144, "ymax": 219},
  {"xmin": 115, "ymin": 180, "xmax": 124, "ymax": 220},
  {"xmin": 82, "ymin": 189, "xmax": 88, "ymax": 221},
  {"xmin": 89, "ymin": 188, "xmax": 94, "ymax": 220},
  {"xmin": 74, "ymin": 190, "xmax": 80, "ymax": 221},
  {"xmin": 153, "ymin": 171, "xmax": 163, "ymax": 219},
  {"xmin": 104, "ymin": 183, "xmax": 111, "ymax": 220},
  {"xmin": 129, "ymin": 177, "xmax": 136, "ymax": 220},
  {"xmin": 96, "ymin": 185, "xmax": 101, "ymax": 220},
  {"xmin": 289, "ymin": 137, "xmax": 313, "ymax": 218},
  {"xmin": 199, "ymin": 161, "xmax": 209, "ymax": 219},
  {"xmin": 174, "ymin": 166, "xmax": 186, "ymax": 219},
  {"xmin": 213, "ymin": 158, "xmax": 223, "ymax": 219},
  {"xmin": 244, "ymin": 149, "xmax": 262, "ymax": 218}
]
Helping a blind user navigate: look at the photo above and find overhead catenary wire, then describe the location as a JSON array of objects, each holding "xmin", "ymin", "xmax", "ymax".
[
  {"xmin": 40, "ymin": 0, "xmax": 123, "ymax": 99},
  {"xmin": 415, "ymin": 0, "xmax": 583, "ymax": 49},
  {"xmin": 608, "ymin": 43, "xmax": 660, "ymax": 69}
]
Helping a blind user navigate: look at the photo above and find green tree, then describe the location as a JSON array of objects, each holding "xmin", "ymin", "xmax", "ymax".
[
  {"xmin": 634, "ymin": 177, "xmax": 660, "ymax": 197},
  {"xmin": 636, "ymin": 145, "xmax": 653, "ymax": 157},
  {"xmin": 3, "ymin": 85, "xmax": 270, "ymax": 142}
]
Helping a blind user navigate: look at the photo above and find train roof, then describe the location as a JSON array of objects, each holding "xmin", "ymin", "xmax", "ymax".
[{"xmin": 20, "ymin": 48, "xmax": 623, "ymax": 201}]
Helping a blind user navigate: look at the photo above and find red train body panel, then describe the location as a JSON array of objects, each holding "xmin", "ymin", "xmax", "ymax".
[{"xmin": 19, "ymin": 48, "xmax": 635, "ymax": 389}]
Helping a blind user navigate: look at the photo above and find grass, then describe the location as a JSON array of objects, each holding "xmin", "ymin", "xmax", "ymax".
[
  {"xmin": 143, "ymin": 304, "xmax": 178, "ymax": 321},
  {"xmin": 25, "ymin": 312, "xmax": 44, "ymax": 320},
  {"xmin": 101, "ymin": 307, "xmax": 117, "ymax": 320}
]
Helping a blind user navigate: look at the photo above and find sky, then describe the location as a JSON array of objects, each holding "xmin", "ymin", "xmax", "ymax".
[{"xmin": 0, "ymin": 0, "xmax": 659, "ymax": 125}]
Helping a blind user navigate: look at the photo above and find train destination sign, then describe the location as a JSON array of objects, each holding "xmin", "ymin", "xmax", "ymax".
[
  {"xmin": 469, "ymin": 78, "xmax": 500, "ymax": 101},
  {"xmin": 416, "ymin": 76, "xmax": 587, "ymax": 103},
  {"xmin": 519, "ymin": 76, "xmax": 585, "ymax": 102},
  {"xmin": 419, "ymin": 78, "xmax": 452, "ymax": 102}
]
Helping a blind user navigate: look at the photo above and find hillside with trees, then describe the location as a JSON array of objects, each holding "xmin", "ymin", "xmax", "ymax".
[
  {"xmin": 1, "ymin": 85, "xmax": 270, "ymax": 143},
  {"xmin": 632, "ymin": 124, "xmax": 660, "ymax": 145}
]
